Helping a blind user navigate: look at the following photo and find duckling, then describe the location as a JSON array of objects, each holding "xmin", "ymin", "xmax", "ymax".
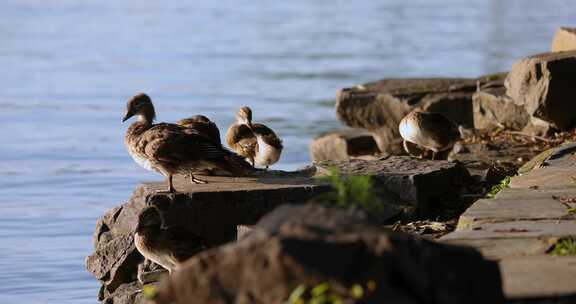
[
  {"xmin": 398, "ymin": 109, "xmax": 460, "ymax": 160},
  {"xmin": 122, "ymin": 93, "xmax": 251, "ymax": 192},
  {"xmin": 225, "ymin": 106, "xmax": 283, "ymax": 169},
  {"xmin": 134, "ymin": 207, "xmax": 208, "ymax": 273}
]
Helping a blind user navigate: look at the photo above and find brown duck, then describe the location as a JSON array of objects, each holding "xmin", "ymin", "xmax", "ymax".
[
  {"xmin": 398, "ymin": 109, "xmax": 460, "ymax": 160},
  {"xmin": 122, "ymin": 93, "xmax": 251, "ymax": 191},
  {"xmin": 134, "ymin": 207, "xmax": 207, "ymax": 273},
  {"xmin": 176, "ymin": 115, "xmax": 221, "ymax": 145},
  {"xmin": 225, "ymin": 106, "xmax": 283, "ymax": 169}
]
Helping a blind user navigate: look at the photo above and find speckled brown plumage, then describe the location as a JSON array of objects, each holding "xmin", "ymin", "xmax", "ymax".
[
  {"xmin": 123, "ymin": 93, "xmax": 251, "ymax": 192},
  {"xmin": 177, "ymin": 115, "xmax": 221, "ymax": 145},
  {"xmin": 134, "ymin": 207, "xmax": 207, "ymax": 273}
]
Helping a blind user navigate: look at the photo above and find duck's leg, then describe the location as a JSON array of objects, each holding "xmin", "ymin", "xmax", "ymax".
[
  {"xmin": 156, "ymin": 174, "xmax": 176, "ymax": 193},
  {"xmin": 250, "ymin": 157, "xmax": 255, "ymax": 168},
  {"xmin": 431, "ymin": 151, "xmax": 437, "ymax": 161}
]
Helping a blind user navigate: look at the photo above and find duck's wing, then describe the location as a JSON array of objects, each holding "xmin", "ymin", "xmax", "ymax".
[
  {"xmin": 141, "ymin": 123, "xmax": 227, "ymax": 164},
  {"xmin": 418, "ymin": 112, "xmax": 460, "ymax": 147},
  {"xmin": 225, "ymin": 124, "xmax": 257, "ymax": 156},
  {"xmin": 252, "ymin": 123, "xmax": 283, "ymax": 150},
  {"xmin": 180, "ymin": 122, "xmax": 222, "ymax": 145}
]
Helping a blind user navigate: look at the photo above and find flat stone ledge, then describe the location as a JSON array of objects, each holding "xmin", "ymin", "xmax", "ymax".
[
  {"xmin": 456, "ymin": 188, "xmax": 576, "ymax": 229},
  {"xmin": 500, "ymin": 256, "xmax": 576, "ymax": 300},
  {"xmin": 315, "ymin": 156, "xmax": 471, "ymax": 217}
]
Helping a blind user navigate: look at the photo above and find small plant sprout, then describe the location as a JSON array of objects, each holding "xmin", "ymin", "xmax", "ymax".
[
  {"xmin": 486, "ymin": 176, "xmax": 512, "ymax": 198},
  {"xmin": 317, "ymin": 167, "xmax": 382, "ymax": 212},
  {"xmin": 549, "ymin": 238, "xmax": 576, "ymax": 256}
]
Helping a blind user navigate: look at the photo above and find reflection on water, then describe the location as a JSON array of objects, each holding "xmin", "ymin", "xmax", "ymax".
[{"xmin": 0, "ymin": 0, "xmax": 573, "ymax": 302}]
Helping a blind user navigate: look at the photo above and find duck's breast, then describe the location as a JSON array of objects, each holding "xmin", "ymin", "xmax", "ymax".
[{"xmin": 254, "ymin": 136, "xmax": 281, "ymax": 167}]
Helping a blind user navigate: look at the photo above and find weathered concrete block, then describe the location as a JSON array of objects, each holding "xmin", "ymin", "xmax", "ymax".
[
  {"xmin": 442, "ymin": 219, "xmax": 576, "ymax": 259},
  {"xmin": 456, "ymin": 188, "xmax": 576, "ymax": 229},
  {"xmin": 551, "ymin": 27, "xmax": 576, "ymax": 52},
  {"xmin": 309, "ymin": 129, "xmax": 380, "ymax": 162},
  {"xmin": 336, "ymin": 74, "xmax": 507, "ymax": 153},
  {"xmin": 500, "ymin": 256, "xmax": 576, "ymax": 301},
  {"xmin": 505, "ymin": 50, "xmax": 576, "ymax": 130},
  {"xmin": 315, "ymin": 157, "xmax": 471, "ymax": 216},
  {"xmin": 153, "ymin": 205, "xmax": 504, "ymax": 304}
]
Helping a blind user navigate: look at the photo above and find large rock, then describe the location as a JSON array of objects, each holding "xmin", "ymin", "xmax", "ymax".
[
  {"xmin": 551, "ymin": 27, "xmax": 576, "ymax": 52},
  {"xmin": 153, "ymin": 204, "xmax": 504, "ymax": 304},
  {"xmin": 86, "ymin": 172, "xmax": 332, "ymax": 303},
  {"xmin": 505, "ymin": 51, "xmax": 576, "ymax": 130},
  {"xmin": 315, "ymin": 157, "xmax": 472, "ymax": 217},
  {"xmin": 309, "ymin": 129, "xmax": 381, "ymax": 161},
  {"xmin": 472, "ymin": 86, "xmax": 530, "ymax": 131},
  {"xmin": 336, "ymin": 74, "xmax": 507, "ymax": 153}
]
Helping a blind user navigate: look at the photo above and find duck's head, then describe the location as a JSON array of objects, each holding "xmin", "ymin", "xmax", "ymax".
[
  {"xmin": 135, "ymin": 206, "xmax": 166, "ymax": 233},
  {"xmin": 122, "ymin": 93, "xmax": 156, "ymax": 123},
  {"xmin": 236, "ymin": 106, "xmax": 253, "ymax": 127}
]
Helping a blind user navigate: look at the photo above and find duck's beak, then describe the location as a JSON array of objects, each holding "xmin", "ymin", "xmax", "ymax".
[{"xmin": 122, "ymin": 111, "xmax": 134, "ymax": 123}]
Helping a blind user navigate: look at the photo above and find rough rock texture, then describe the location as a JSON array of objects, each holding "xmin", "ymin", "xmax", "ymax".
[
  {"xmin": 505, "ymin": 51, "xmax": 576, "ymax": 130},
  {"xmin": 441, "ymin": 143, "xmax": 576, "ymax": 302},
  {"xmin": 551, "ymin": 27, "xmax": 576, "ymax": 52},
  {"xmin": 472, "ymin": 86, "xmax": 530, "ymax": 131},
  {"xmin": 86, "ymin": 172, "xmax": 332, "ymax": 303},
  {"xmin": 335, "ymin": 74, "xmax": 507, "ymax": 153},
  {"xmin": 153, "ymin": 204, "xmax": 504, "ymax": 304},
  {"xmin": 309, "ymin": 129, "xmax": 380, "ymax": 162},
  {"xmin": 315, "ymin": 157, "xmax": 471, "ymax": 217}
]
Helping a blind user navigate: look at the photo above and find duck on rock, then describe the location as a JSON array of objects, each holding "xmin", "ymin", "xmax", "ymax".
[
  {"xmin": 398, "ymin": 109, "xmax": 460, "ymax": 160},
  {"xmin": 225, "ymin": 106, "xmax": 283, "ymax": 169},
  {"xmin": 122, "ymin": 93, "xmax": 252, "ymax": 192}
]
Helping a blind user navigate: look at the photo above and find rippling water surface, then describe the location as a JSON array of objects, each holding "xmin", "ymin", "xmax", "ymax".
[{"xmin": 0, "ymin": 0, "xmax": 573, "ymax": 302}]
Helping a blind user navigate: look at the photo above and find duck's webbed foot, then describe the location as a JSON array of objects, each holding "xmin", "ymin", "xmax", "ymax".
[{"xmin": 156, "ymin": 174, "xmax": 176, "ymax": 193}]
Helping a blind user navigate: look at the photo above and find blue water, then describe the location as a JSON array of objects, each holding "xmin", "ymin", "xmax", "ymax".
[{"xmin": 0, "ymin": 1, "xmax": 573, "ymax": 302}]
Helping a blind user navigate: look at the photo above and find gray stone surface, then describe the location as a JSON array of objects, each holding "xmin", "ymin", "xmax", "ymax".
[
  {"xmin": 442, "ymin": 144, "xmax": 576, "ymax": 301},
  {"xmin": 335, "ymin": 74, "xmax": 507, "ymax": 153},
  {"xmin": 315, "ymin": 156, "xmax": 471, "ymax": 217},
  {"xmin": 472, "ymin": 87, "xmax": 530, "ymax": 131},
  {"xmin": 86, "ymin": 172, "xmax": 332, "ymax": 304},
  {"xmin": 309, "ymin": 128, "xmax": 380, "ymax": 162},
  {"xmin": 551, "ymin": 27, "xmax": 576, "ymax": 52},
  {"xmin": 456, "ymin": 188, "xmax": 576, "ymax": 229},
  {"xmin": 500, "ymin": 256, "xmax": 576, "ymax": 300},
  {"xmin": 153, "ymin": 205, "xmax": 504, "ymax": 304},
  {"xmin": 505, "ymin": 50, "xmax": 576, "ymax": 130}
]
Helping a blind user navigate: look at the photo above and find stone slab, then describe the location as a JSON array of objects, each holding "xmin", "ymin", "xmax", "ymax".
[
  {"xmin": 315, "ymin": 156, "xmax": 471, "ymax": 217},
  {"xmin": 309, "ymin": 129, "xmax": 380, "ymax": 162},
  {"xmin": 456, "ymin": 188, "xmax": 576, "ymax": 229},
  {"xmin": 445, "ymin": 220, "xmax": 576, "ymax": 240},
  {"xmin": 509, "ymin": 167, "xmax": 576, "ymax": 189},
  {"xmin": 441, "ymin": 237, "xmax": 553, "ymax": 259},
  {"xmin": 500, "ymin": 256, "xmax": 576, "ymax": 300}
]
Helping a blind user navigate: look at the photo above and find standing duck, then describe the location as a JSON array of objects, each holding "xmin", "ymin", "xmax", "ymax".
[
  {"xmin": 134, "ymin": 207, "xmax": 208, "ymax": 273},
  {"xmin": 122, "ymin": 93, "xmax": 251, "ymax": 191},
  {"xmin": 398, "ymin": 109, "xmax": 460, "ymax": 160},
  {"xmin": 225, "ymin": 106, "xmax": 283, "ymax": 169}
]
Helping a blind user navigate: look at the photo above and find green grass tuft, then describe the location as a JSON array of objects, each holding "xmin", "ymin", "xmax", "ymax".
[
  {"xmin": 486, "ymin": 176, "xmax": 512, "ymax": 198},
  {"xmin": 550, "ymin": 238, "xmax": 576, "ymax": 256},
  {"xmin": 317, "ymin": 167, "xmax": 382, "ymax": 212}
]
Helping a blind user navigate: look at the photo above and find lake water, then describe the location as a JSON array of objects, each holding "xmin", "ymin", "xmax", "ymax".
[{"xmin": 0, "ymin": 0, "xmax": 573, "ymax": 302}]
